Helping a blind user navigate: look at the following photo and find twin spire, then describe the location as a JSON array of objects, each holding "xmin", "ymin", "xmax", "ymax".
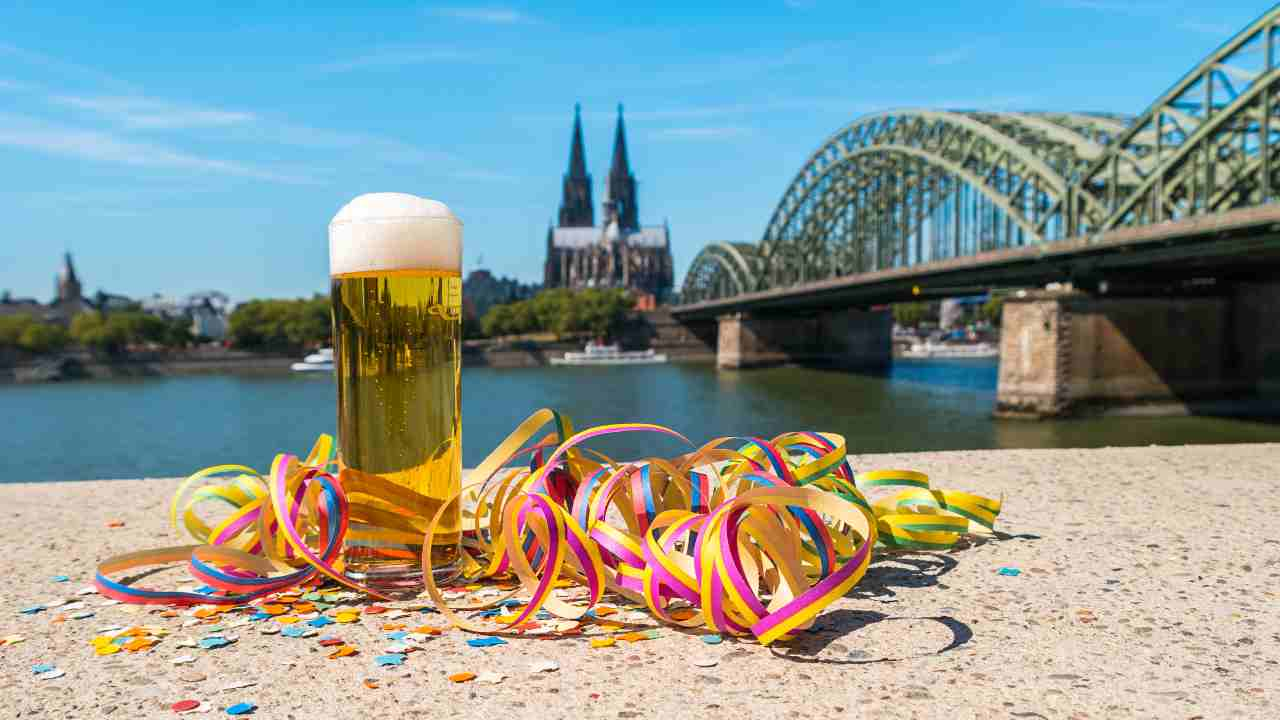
[{"xmin": 559, "ymin": 103, "xmax": 638, "ymax": 230}]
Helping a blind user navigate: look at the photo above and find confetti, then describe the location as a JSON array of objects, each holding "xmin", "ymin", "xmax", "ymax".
[
  {"xmin": 997, "ymin": 567, "xmax": 1022, "ymax": 577},
  {"xmin": 528, "ymin": 659, "xmax": 560, "ymax": 673},
  {"xmin": 448, "ymin": 672, "xmax": 476, "ymax": 683},
  {"xmin": 363, "ymin": 605, "xmax": 388, "ymax": 615},
  {"xmin": 281, "ymin": 625, "xmax": 313, "ymax": 638},
  {"xmin": 225, "ymin": 702, "xmax": 255, "ymax": 715},
  {"xmin": 306, "ymin": 616, "xmax": 333, "ymax": 628},
  {"xmin": 19, "ymin": 606, "xmax": 45, "ymax": 615},
  {"xmin": 31, "ymin": 663, "xmax": 56, "ymax": 674},
  {"xmin": 327, "ymin": 645, "xmax": 358, "ymax": 659},
  {"xmin": 259, "ymin": 605, "xmax": 287, "ymax": 616},
  {"xmin": 362, "ymin": 679, "xmax": 379, "ymax": 690},
  {"xmin": 76, "ymin": 586, "xmax": 98, "ymax": 596},
  {"xmin": 171, "ymin": 655, "xmax": 197, "ymax": 665},
  {"xmin": 590, "ymin": 638, "xmax": 616, "ymax": 649},
  {"xmin": 106, "ymin": 520, "xmax": 125, "ymax": 528},
  {"xmin": 334, "ymin": 612, "xmax": 360, "ymax": 624},
  {"xmin": 37, "ymin": 668, "xmax": 66, "ymax": 680},
  {"xmin": 691, "ymin": 656, "xmax": 719, "ymax": 668},
  {"xmin": 179, "ymin": 671, "xmax": 207, "ymax": 683},
  {"xmin": 466, "ymin": 637, "xmax": 507, "ymax": 648},
  {"xmin": 476, "ymin": 671, "xmax": 505, "ymax": 684},
  {"xmin": 700, "ymin": 634, "xmax": 723, "ymax": 645},
  {"xmin": 172, "ymin": 700, "xmax": 201, "ymax": 712},
  {"xmin": 198, "ymin": 636, "xmax": 233, "ymax": 650},
  {"xmin": 617, "ymin": 631, "xmax": 650, "ymax": 643},
  {"xmin": 374, "ymin": 654, "xmax": 405, "ymax": 667},
  {"xmin": 51, "ymin": 575, "xmax": 70, "ymax": 583},
  {"xmin": 71, "ymin": 611, "xmax": 95, "ymax": 620},
  {"xmin": 96, "ymin": 644, "xmax": 122, "ymax": 656},
  {"xmin": 220, "ymin": 680, "xmax": 256, "ymax": 691},
  {"xmin": 2, "ymin": 635, "xmax": 25, "ymax": 646},
  {"xmin": 318, "ymin": 638, "xmax": 344, "ymax": 647}
]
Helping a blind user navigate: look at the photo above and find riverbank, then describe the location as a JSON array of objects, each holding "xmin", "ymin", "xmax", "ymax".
[{"xmin": 2, "ymin": 444, "xmax": 1275, "ymax": 718}]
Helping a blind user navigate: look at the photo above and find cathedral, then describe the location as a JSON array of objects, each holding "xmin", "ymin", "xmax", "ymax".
[{"xmin": 544, "ymin": 105, "xmax": 674, "ymax": 304}]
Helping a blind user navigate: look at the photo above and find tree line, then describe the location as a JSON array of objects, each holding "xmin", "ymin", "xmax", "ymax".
[
  {"xmin": 0, "ymin": 311, "xmax": 194, "ymax": 355},
  {"xmin": 479, "ymin": 288, "xmax": 632, "ymax": 339}
]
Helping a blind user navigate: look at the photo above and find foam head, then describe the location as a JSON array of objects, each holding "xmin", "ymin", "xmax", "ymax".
[{"xmin": 329, "ymin": 192, "xmax": 462, "ymax": 276}]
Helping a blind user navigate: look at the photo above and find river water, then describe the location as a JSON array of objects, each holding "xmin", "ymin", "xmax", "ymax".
[{"xmin": 4, "ymin": 359, "xmax": 1279, "ymax": 482}]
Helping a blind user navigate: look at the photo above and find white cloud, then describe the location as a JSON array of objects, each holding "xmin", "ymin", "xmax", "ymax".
[
  {"xmin": 0, "ymin": 41, "xmax": 135, "ymax": 91},
  {"xmin": 314, "ymin": 46, "xmax": 477, "ymax": 73},
  {"xmin": 50, "ymin": 95, "xmax": 256, "ymax": 129},
  {"xmin": 428, "ymin": 6, "xmax": 538, "ymax": 24},
  {"xmin": 1179, "ymin": 20, "xmax": 1235, "ymax": 37},
  {"xmin": 0, "ymin": 113, "xmax": 316, "ymax": 184},
  {"xmin": 651, "ymin": 126, "xmax": 752, "ymax": 140}
]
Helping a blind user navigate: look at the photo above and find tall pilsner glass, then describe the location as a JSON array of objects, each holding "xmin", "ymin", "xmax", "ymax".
[{"xmin": 328, "ymin": 193, "xmax": 462, "ymax": 595}]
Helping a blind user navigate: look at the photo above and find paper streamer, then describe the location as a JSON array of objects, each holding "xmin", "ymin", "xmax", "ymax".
[{"xmin": 95, "ymin": 409, "xmax": 1001, "ymax": 645}]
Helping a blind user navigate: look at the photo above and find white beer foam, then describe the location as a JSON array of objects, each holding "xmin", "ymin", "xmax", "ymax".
[{"xmin": 329, "ymin": 192, "xmax": 462, "ymax": 275}]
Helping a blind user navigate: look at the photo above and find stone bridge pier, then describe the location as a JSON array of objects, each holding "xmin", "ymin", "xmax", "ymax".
[
  {"xmin": 714, "ymin": 308, "xmax": 892, "ymax": 370},
  {"xmin": 996, "ymin": 282, "xmax": 1280, "ymax": 417}
]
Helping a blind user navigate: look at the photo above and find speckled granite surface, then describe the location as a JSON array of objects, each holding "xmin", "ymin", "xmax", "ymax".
[{"xmin": 2, "ymin": 444, "xmax": 1277, "ymax": 719}]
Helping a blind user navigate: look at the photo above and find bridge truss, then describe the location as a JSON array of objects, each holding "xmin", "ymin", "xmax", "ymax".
[{"xmin": 682, "ymin": 6, "xmax": 1280, "ymax": 303}]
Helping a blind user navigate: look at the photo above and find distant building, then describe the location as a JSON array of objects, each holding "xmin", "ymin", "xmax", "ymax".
[
  {"xmin": 143, "ymin": 290, "xmax": 231, "ymax": 340},
  {"xmin": 544, "ymin": 104, "xmax": 674, "ymax": 304},
  {"xmin": 462, "ymin": 269, "xmax": 539, "ymax": 323},
  {"xmin": 49, "ymin": 253, "xmax": 92, "ymax": 322}
]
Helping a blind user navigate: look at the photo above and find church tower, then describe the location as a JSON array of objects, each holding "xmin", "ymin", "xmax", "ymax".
[
  {"xmin": 56, "ymin": 252, "xmax": 81, "ymax": 304},
  {"xmin": 606, "ymin": 104, "xmax": 639, "ymax": 230},
  {"xmin": 557, "ymin": 104, "xmax": 594, "ymax": 227}
]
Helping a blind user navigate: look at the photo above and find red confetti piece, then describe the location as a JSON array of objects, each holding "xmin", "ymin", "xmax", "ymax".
[{"xmin": 171, "ymin": 700, "xmax": 200, "ymax": 712}]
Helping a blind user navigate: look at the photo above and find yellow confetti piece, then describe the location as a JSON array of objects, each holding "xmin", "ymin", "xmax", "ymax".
[
  {"xmin": 96, "ymin": 644, "xmax": 122, "ymax": 656},
  {"xmin": 335, "ymin": 612, "xmax": 360, "ymax": 624},
  {"xmin": 617, "ymin": 632, "xmax": 649, "ymax": 643},
  {"xmin": 589, "ymin": 637, "xmax": 616, "ymax": 649},
  {"xmin": 327, "ymin": 645, "xmax": 358, "ymax": 659},
  {"xmin": 593, "ymin": 606, "xmax": 618, "ymax": 617},
  {"xmin": 275, "ymin": 616, "xmax": 300, "ymax": 625},
  {"xmin": 597, "ymin": 622, "xmax": 624, "ymax": 632},
  {"xmin": 448, "ymin": 672, "xmax": 476, "ymax": 683}
]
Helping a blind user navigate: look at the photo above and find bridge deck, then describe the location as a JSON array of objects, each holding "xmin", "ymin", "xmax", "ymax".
[{"xmin": 672, "ymin": 205, "xmax": 1280, "ymax": 318}]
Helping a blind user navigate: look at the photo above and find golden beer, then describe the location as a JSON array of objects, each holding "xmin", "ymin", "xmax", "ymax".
[{"xmin": 329, "ymin": 193, "xmax": 463, "ymax": 593}]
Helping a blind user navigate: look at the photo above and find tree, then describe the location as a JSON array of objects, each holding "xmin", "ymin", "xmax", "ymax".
[
  {"xmin": 229, "ymin": 297, "xmax": 331, "ymax": 350},
  {"xmin": 980, "ymin": 296, "xmax": 1005, "ymax": 325},
  {"xmin": 892, "ymin": 302, "xmax": 930, "ymax": 328},
  {"xmin": 70, "ymin": 312, "xmax": 129, "ymax": 355},
  {"xmin": 18, "ymin": 322, "xmax": 69, "ymax": 353},
  {"xmin": 0, "ymin": 314, "xmax": 35, "ymax": 348}
]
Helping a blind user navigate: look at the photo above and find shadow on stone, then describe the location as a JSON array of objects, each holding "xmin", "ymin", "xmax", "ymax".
[
  {"xmin": 846, "ymin": 551, "xmax": 959, "ymax": 601},
  {"xmin": 770, "ymin": 610, "xmax": 974, "ymax": 665}
]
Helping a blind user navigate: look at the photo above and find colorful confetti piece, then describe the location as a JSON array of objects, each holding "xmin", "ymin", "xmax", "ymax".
[
  {"xmin": 448, "ymin": 672, "xmax": 476, "ymax": 683},
  {"xmin": 466, "ymin": 637, "xmax": 507, "ymax": 648}
]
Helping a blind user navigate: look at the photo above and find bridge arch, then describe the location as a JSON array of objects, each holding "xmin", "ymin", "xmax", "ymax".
[{"xmin": 680, "ymin": 242, "xmax": 761, "ymax": 304}]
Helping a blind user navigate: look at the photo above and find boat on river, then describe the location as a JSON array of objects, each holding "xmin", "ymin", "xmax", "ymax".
[
  {"xmin": 550, "ymin": 342, "xmax": 667, "ymax": 366},
  {"xmin": 899, "ymin": 341, "xmax": 997, "ymax": 359},
  {"xmin": 291, "ymin": 347, "xmax": 335, "ymax": 372}
]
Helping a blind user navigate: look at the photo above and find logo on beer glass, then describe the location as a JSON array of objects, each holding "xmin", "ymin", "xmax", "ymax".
[{"xmin": 329, "ymin": 193, "xmax": 463, "ymax": 595}]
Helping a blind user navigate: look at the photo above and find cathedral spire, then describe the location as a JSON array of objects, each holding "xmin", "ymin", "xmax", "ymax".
[
  {"xmin": 609, "ymin": 103, "xmax": 630, "ymax": 179},
  {"xmin": 607, "ymin": 103, "xmax": 639, "ymax": 230},
  {"xmin": 557, "ymin": 103, "xmax": 594, "ymax": 227},
  {"xmin": 567, "ymin": 103, "xmax": 587, "ymax": 179}
]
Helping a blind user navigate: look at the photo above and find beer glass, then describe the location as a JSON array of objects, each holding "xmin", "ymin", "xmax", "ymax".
[{"xmin": 328, "ymin": 193, "xmax": 462, "ymax": 594}]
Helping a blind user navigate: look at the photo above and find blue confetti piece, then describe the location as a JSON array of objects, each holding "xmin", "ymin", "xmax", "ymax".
[
  {"xmin": 498, "ymin": 599, "xmax": 523, "ymax": 608},
  {"xmin": 535, "ymin": 611, "xmax": 552, "ymax": 620},
  {"xmin": 374, "ymin": 654, "xmax": 405, "ymax": 666},
  {"xmin": 249, "ymin": 612, "xmax": 271, "ymax": 622},
  {"xmin": 418, "ymin": 606, "xmax": 438, "ymax": 614},
  {"xmin": 281, "ymin": 625, "xmax": 309, "ymax": 638},
  {"xmin": 226, "ymin": 702, "xmax": 256, "ymax": 715},
  {"xmin": 997, "ymin": 567, "xmax": 1021, "ymax": 577},
  {"xmin": 307, "ymin": 616, "xmax": 333, "ymax": 628},
  {"xmin": 477, "ymin": 608, "xmax": 502, "ymax": 618},
  {"xmin": 466, "ymin": 637, "xmax": 507, "ymax": 648},
  {"xmin": 700, "ymin": 634, "xmax": 722, "ymax": 645},
  {"xmin": 385, "ymin": 631, "xmax": 408, "ymax": 641},
  {"xmin": 51, "ymin": 575, "xmax": 69, "ymax": 583},
  {"xmin": 198, "ymin": 636, "xmax": 232, "ymax": 649},
  {"xmin": 195, "ymin": 585, "xmax": 216, "ymax": 595},
  {"xmin": 19, "ymin": 606, "xmax": 45, "ymax": 615},
  {"xmin": 31, "ymin": 663, "xmax": 56, "ymax": 674}
]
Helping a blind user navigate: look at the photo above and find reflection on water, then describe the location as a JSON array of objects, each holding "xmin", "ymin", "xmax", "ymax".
[{"xmin": 4, "ymin": 359, "xmax": 1280, "ymax": 482}]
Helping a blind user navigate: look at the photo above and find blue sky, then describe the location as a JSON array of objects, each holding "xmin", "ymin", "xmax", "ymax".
[{"xmin": 0, "ymin": 1, "xmax": 1269, "ymax": 303}]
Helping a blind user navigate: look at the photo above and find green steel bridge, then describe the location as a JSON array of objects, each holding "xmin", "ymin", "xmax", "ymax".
[{"xmin": 676, "ymin": 6, "xmax": 1280, "ymax": 317}]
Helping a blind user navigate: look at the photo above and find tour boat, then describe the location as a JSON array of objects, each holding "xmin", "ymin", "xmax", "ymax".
[
  {"xmin": 291, "ymin": 347, "xmax": 335, "ymax": 372},
  {"xmin": 900, "ymin": 341, "xmax": 998, "ymax": 359},
  {"xmin": 550, "ymin": 342, "xmax": 668, "ymax": 366}
]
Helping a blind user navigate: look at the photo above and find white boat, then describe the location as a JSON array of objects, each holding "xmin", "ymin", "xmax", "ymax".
[
  {"xmin": 900, "ymin": 341, "xmax": 998, "ymax": 359},
  {"xmin": 550, "ymin": 342, "xmax": 668, "ymax": 366},
  {"xmin": 291, "ymin": 347, "xmax": 335, "ymax": 372}
]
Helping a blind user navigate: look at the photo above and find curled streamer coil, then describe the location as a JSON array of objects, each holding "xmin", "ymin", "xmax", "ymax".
[{"xmin": 95, "ymin": 409, "xmax": 1000, "ymax": 645}]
